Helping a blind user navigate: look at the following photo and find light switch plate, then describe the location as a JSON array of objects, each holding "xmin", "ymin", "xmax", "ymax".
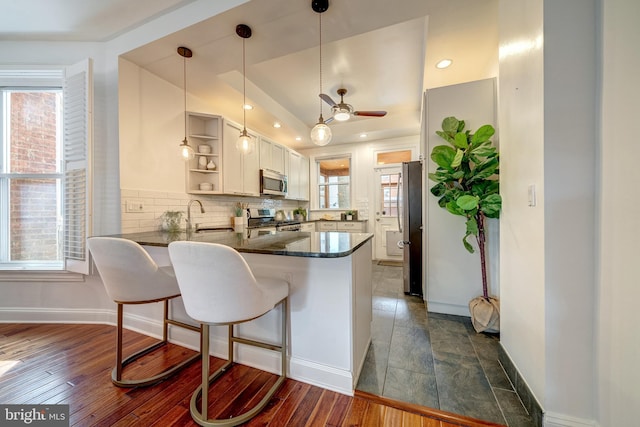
[
  {"xmin": 528, "ymin": 184, "xmax": 536, "ymax": 207},
  {"xmin": 126, "ymin": 200, "xmax": 145, "ymax": 212}
]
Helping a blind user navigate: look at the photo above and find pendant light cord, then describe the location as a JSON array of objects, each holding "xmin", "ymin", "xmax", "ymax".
[
  {"xmin": 242, "ymin": 36, "xmax": 247, "ymax": 132},
  {"xmin": 183, "ymin": 54, "xmax": 187, "ymax": 141},
  {"xmin": 318, "ymin": 12, "xmax": 324, "ymax": 121}
]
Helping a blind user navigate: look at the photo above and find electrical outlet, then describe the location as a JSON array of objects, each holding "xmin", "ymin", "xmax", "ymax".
[{"xmin": 126, "ymin": 200, "xmax": 145, "ymax": 212}]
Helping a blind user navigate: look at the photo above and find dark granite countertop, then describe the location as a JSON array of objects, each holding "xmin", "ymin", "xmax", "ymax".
[{"xmin": 108, "ymin": 230, "xmax": 373, "ymax": 258}]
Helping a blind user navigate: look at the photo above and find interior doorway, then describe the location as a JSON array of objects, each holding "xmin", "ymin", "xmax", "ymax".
[{"xmin": 373, "ymin": 166, "xmax": 403, "ymax": 261}]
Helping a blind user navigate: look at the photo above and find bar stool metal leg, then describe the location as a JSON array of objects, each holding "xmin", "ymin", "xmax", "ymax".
[
  {"xmin": 189, "ymin": 298, "xmax": 288, "ymax": 427},
  {"xmin": 111, "ymin": 301, "xmax": 202, "ymax": 388}
]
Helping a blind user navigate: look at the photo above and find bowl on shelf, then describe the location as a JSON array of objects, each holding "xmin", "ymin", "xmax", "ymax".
[
  {"xmin": 199, "ymin": 182, "xmax": 213, "ymax": 191},
  {"xmin": 198, "ymin": 144, "xmax": 212, "ymax": 154}
]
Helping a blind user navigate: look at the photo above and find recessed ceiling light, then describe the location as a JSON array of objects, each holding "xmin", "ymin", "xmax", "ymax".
[
  {"xmin": 436, "ymin": 59, "xmax": 452, "ymax": 69},
  {"xmin": 273, "ymin": 122, "xmax": 281, "ymax": 128},
  {"xmin": 243, "ymin": 104, "xmax": 253, "ymax": 110},
  {"xmin": 295, "ymin": 136, "xmax": 302, "ymax": 141},
  {"xmin": 359, "ymin": 133, "xmax": 368, "ymax": 138}
]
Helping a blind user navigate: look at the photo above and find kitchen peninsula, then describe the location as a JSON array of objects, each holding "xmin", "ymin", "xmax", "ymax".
[{"xmin": 111, "ymin": 230, "xmax": 374, "ymax": 395}]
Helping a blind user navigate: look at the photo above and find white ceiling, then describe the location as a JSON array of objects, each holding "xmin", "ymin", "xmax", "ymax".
[{"xmin": 1, "ymin": 0, "xmax": 498, "ymax": 150}]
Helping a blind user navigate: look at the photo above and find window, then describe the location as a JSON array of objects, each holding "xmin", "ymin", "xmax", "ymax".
[
  {"xmin": 0, "ymin": 62, "xmax": 92, "ymax": 275},
  {"xmin": 317, "ymin": 157, "xmax": 351, "ymax": 209},
  {"xmin": 1, "ymin": 89, "xmax": 63, "ymax": 268}
]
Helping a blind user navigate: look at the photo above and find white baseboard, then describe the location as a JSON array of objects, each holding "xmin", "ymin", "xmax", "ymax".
[
  {"xmin": 426, "ymin": 301, "xmax": 471, "ymax": 317},
  {"xmin": 0, "ymin": 307, "xmax": 112, "ymax": 324},
  {"xmin": 544, "ymin": 412, "xmax": 598, "ymax": 427},
  {"xmin": 0, "ymin": 307, "xmax": 355, "ymax": 395}
]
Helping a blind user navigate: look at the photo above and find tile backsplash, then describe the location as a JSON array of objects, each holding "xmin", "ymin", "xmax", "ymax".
[{"xmin": 121, "ymin": 188, "xmax": 308, "ymax": 233}]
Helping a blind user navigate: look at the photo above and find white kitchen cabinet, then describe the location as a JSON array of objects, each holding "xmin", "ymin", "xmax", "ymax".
[
  {"xmin": 299, "ymin": 155, "xmax": 309, "ymax": 200},
  {"xmin": 185, "ymin": 112, "xmax": 223, "ymax": 194},
  {"xmin": 260, "ymin": 137, "xmax": 286, "ymax": 175},
  {"xmin": 299, "ymin": 222, "xmax": 316, "ymax": 232},
  {"xmin": 222, "ymin": 120, "xmax": 260, "ymax": 196},
  {"xmin": 316, "ymin": 221, "xmax": 337, "ymax": 231},
  {"xmin": 286, "ymin": 149, "xmax": 309, "ymax": 201},
  {"xmin": 336, "ymin": 221, "xmax": 366, "ymax": 232}
]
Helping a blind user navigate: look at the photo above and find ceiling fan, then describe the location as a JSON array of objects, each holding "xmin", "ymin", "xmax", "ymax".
[{"xmin": 319, "ymin": 88, "xmax": 387, "ymax": 123}]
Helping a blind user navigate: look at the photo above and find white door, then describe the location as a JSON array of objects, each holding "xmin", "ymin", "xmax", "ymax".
[{"xmin": 373, "ymin": 167, "xmax": 403, "ymax": 261}]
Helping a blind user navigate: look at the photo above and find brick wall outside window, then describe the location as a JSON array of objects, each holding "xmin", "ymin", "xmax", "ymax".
[{"xmin": 9, "ymin": 92, "xmax": 60, "ymax": 261}]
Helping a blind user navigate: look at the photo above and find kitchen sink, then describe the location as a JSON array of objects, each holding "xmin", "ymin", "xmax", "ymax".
[{"xmin": 194, "ymin": 226, "xmax": 234, "ymax": 233}]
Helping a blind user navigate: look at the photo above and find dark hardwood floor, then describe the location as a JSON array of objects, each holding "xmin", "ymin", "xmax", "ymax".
[{"xmin": 0, "ymin": 323, "xmax": 505, "ymax": 426}]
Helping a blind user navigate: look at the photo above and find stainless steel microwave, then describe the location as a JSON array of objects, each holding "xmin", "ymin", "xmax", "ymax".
[{"xmin": 260, "ymin": 169, "xmax": 287, "ymax": 196}]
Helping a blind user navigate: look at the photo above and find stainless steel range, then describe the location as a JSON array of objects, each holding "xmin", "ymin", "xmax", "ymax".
[{"xmin": 247, "ymin": 208, "xmax": 301, "ymax": 232}]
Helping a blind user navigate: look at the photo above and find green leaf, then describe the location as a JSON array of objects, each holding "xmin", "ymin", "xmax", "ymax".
[
  {"xmin": 452, "ymin": 170, "xmax": 465, "ymax": 179},
  {"xmin": 480, "ymin": 194, "xmax": 502, "ymax": 218},
  {"xmin": 470, "ymin": 124, "xmax": 495, "ymax": 145},
  {"xmin": 451, "ymin": 149, "xmax": 464, "ymax": 168},
  {"xmin": 445, "ymin": 201, "xmax": 465, "ymax": 216},
  {"xmin": 462, "ymin": 235, "xmax": 475, "ymax": 253},
  {"xmin": 430, "ymin": 182, "xmax": 446, "ymax": 197},
  {"xmin": 442, "ymin": 117, "xmax": 459, "ymax": 134},
  {"xmin": 471, "ymin": 145, "xmax": 498, "ymax": 158},
  {"xmin": 452, "ymin": 132, "xmax": 469, "ymax": 149},
  {"xmin": 435, "ymin": 130, "xmax": 454, "ymax": 143},
  {"xmin": 466, "ymin": 217, "xmax": 478, "ymax": 236},
  {"xmin": 456, "ymin": 194, "xmax": 479, "ymax": 211},
  {"xmin": 430, "ymin": 145, "xmax": 456, "ymax": 170}
]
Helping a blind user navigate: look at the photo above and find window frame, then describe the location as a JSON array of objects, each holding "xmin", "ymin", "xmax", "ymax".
[
  {"xmin": 0, "ymin": 62, "xmax": 92, "ymax": 278},
  {"xmin": 316, "ymin": 155, "xmax": 352, "ymax": 210}
]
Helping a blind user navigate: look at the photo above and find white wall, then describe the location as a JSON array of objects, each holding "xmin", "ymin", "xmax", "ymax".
[
  {"xmin": 499, "ymin": 0, "xmax": 600, "ymax": 423},
  {"xmin": 598, "ymin": 0, "xmax": 640, "ymax": 425},
  {"xmin": 498, "ymin": 0, "xmax": 547, "ymax": 405},
  {"xmin": 424, "ymin": 78, "xmax": 499, "ymax": 316}
]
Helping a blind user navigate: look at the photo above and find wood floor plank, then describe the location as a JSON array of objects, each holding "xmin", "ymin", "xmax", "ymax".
[
  {"xmin": 0, "ymin": 323, "xmax": 505, "ymax": 427},
  {"xmin": 304, "ymin": 389, "xmax": 339, "ymax": 427},
  {"xmin": 341, "ymin": 396, "xmax": 368, "ymax": 426}
]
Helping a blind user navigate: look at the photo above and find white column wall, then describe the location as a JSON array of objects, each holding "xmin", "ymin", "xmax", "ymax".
[
  {"xmin": 499, "ymin": 0, "xmax": 600, "ymax": 422},
  {"xmin": 498, "ymin": 0, "xmax": 547, "ymax": 405},
  {"xmin": 543, "ymin": 0, "xmax": 597, "ymax": 420},
  {"xmin": 598, "ymin": 0, "xmax": 640, "ymax": 425}
]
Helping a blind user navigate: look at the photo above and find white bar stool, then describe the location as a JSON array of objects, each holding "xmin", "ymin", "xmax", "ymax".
[
  {"xmin": 168, "ymin": 241, "xmax": 289, "ymax": 427},
  {"xmin": 87, "ymin": 237, "xmax": 201, "ymax": 387}
]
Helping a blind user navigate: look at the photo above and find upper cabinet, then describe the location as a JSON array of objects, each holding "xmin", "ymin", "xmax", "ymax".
[
  {"xmin": 260, "ymin": 137, "xmax": 286, "ymax": 175},
  {"xmin": 222, "ymin": 120, "xmax": 260, "ymax": 196},
  {"xmin": 185, "ymin": 112, "xmax": 223, "ymax": 194},
  {"xmin": 286, "ymin": 149, "xmax": 309, "ymax": 201}
]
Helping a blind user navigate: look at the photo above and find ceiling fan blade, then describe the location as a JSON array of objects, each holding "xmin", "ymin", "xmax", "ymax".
[
  {"xmin": 324, "ymin": 116, "xmax": 334, "ymax": 124},
  {"xmin": 319, "ymin": 93, "xmax": 338, "ymax": 107},
  {"xmin": 353, "ymin": 110, "xmax": 387, "ymax": 117}
]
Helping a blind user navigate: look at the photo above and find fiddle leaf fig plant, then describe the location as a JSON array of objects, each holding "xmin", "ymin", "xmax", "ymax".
[{"xmin": 428, "ymin": 116, "xmax": 501, "ymax": 300}]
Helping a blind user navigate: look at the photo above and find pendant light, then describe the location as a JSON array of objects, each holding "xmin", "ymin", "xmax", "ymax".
[
  {"xmin": 236, "ymin": 24, "xmax": 255, "ymax": 154},
  {"xmin": 310, "ymin": 0, "xmax": 332, "ymax": 146},
  {"xmin": 177, "ymin": 46, "xmax": 195, "ymax": 160}
]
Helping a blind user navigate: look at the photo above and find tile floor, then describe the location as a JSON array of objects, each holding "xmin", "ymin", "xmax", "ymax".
[{"xmin": 356, "ymin": 262, "xmax": 537, "ymax": 427}]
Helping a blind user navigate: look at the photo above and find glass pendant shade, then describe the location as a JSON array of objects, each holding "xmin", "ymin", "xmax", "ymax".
[
  {"xmin": 179, "ymin": 138, "xmax": 195, "ymax": 160},
  {"xmin": 311, "ymin": 120, "xmax": 332, "ymax": 146},
  {"xmin": 236, "ymin": 129, "xmax": 255, "ymax": 154}
]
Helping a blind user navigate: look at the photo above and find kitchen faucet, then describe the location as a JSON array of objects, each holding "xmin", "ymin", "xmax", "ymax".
[{"xmin": 186, "ymin": 199, "xmax": 205, "ymax": 231}]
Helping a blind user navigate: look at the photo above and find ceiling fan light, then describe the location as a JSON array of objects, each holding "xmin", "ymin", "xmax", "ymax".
[
  {"xmin": 333, "ymin": 111, "xmax": 350, "ymax": 121},
  {"xmin": 311, "ymin": 121, "xmax": 332, "ymax": 146},
  {"xmin": 236, "ymin": 129, "xmax": 255, "ymax": 154}
]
